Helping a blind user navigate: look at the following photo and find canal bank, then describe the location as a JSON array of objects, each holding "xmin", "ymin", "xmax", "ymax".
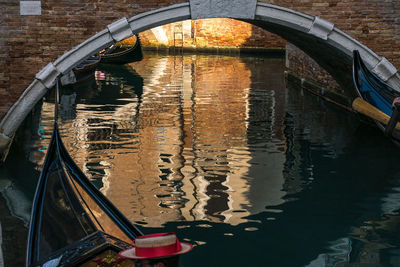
[{"xmin": 142, "ymin": 45, "xmax": 285, "ymax": 57}]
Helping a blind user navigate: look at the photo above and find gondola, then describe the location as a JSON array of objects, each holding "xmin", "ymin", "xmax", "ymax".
[
  {"xmin": 352, "ymin": 50, "xmax": 400, "ymax": 142},
  {"xmin": 72, "ymin": 54, "xmax": 100, "ymax": 82},
  {"xmin": 26, "ymin": 80, "xmax": 143, "ymax": 266},
  {"xmin": 100, "ymin": 34, "xmax": 143, "ymax": 64}
]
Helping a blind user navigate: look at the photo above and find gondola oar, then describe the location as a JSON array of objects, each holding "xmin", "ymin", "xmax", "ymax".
[{"xmin": 352, "ymin": 97, "xmax": 400, "ymax": 131}]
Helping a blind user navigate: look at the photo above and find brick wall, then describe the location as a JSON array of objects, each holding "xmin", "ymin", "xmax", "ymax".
[
  {"xmin": 286, "ymin": 43, "xmax": 342, "ymax": 93},
  {"xmin": 270, "ymin": 0, "xmax": 400, "ymax": 66},
  {"xmin": 2, "ymin": 0, "xmax": 400, "ymax": 120},
  {"xmin": 134, "ymin": 18, "xmax": 285, "ymax": 49}
]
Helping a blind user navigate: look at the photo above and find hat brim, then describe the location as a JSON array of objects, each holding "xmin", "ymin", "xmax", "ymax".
[{"xmin": 119, "ymin": 242, "xmax": 193, "ymax": 260}]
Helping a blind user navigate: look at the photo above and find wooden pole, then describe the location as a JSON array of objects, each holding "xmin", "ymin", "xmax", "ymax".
[{"xmin": 352, "ymin": 97, "xmax": 400, "ymax": 131}]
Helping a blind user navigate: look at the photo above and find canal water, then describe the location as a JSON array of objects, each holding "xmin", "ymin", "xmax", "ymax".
[{"xmin": 1, "ymin": 52, "xmax": 400, "ymax": 266}]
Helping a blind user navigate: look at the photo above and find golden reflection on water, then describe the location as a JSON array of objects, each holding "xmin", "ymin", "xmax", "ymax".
[{"xmin": 38, "ymin": 54, "xmax": 287, "ymax": 227}]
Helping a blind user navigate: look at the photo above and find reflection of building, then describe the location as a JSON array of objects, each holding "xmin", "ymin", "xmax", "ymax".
[
  {"xmin": 122, "ymin": 55, "xmax": 290, "ymax": 226},
  {"xmin": 278, "ymin": 82, "xmax": 400, "ymax": 266},
  {"xmin": 185, "ymin": 55, "xmax": 252, "ymax": 224},
  {"xmin": 305, "ymin": 238, "xmax": 351, "ymax": 267},
  {"xmin": 342, "ymin": 186, "xmax": 400, "ymax": 266},
  {"xmin": 244, "ymin": 58, "xmax": 288, "ymax": 215},
  {"xmin": 118, "ymin": 55, "xmax": 257, "ymax": 226},
  {"xmin": 33, "ymin": 54, "xmax": 289, "ymax": 227}
]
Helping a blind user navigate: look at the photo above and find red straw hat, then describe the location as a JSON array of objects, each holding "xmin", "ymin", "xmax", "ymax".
[{"xmin": 119, "ymin": 232, "xmax": 193, "ymax": 259}]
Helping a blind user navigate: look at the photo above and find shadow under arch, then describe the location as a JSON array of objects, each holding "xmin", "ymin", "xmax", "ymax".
[{"xmin": 1, "ymin": 1, "xmax": 400, "ymax": 153}]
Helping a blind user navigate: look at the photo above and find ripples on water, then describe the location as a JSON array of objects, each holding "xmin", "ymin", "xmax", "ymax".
[{"xmin": 2, "ymin": 52, "xmax": 400, "ymax": 266}]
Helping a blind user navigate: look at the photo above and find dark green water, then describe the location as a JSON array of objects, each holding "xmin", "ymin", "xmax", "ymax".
[{"xmin": 1, "ymin": 52, "xmax": 400, "ymax": 266}]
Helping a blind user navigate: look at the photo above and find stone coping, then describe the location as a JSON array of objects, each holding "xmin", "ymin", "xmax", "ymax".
[{"xmin": 142, "ymin": 45, "xmax": 285, "ymax": 56}]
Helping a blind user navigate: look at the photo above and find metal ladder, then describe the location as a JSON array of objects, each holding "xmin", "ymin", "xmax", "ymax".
[{"xmin": 173, "ymin": 24, "xmax": 183, "ymax": 52}]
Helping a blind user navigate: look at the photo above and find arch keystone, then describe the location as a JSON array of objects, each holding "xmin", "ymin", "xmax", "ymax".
[
  {"xmin": 107, "ymin": 17, "xmax": 133, "ymax": 42},
  {"xmin": 190, "ymin": 0, "xmax": 257, "ymax": 19},
  {"xmin": 308, "ymin": 17, "xmax": 334, "ymax": 40}
]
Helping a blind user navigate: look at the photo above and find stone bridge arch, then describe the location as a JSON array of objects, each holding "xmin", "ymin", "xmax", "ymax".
[{"xmin": 1, "ymin": 0, "xmax": 399, "ymax": 151}]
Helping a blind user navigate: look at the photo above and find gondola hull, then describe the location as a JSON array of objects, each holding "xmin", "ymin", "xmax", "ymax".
[
  {"xmin": 352, "ymin": 50, "xmax": 400, "ymax": 142},
  {"xmin": 26, "ymin": 88, "xmax": 142, "ymax": 266},
  {"xmin": 100, "ymin": 35, "xmax": 143, "ymax": 64},
  {"xmin": 73, "ymin": 54, "xmax": 100, "ymax": 83}
]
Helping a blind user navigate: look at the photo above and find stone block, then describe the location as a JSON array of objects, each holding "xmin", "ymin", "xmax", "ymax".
[
  {"xmin": 20, "ymin": 1, "xmax": 41, "ymax": 16},
  {"xmin": 190, "ymin": 0, "xmax": 257, "ymax": 19},
  {"xmin": 373, "ymin": 56, "xmax": 398, "ymax": 82},
  {"xmin": 35, "ymin": 62, "xmax": 59, "ymax": 88},
  {"xmin": 308, "ymin": 16, "xmax": 334, "ymax": 40},
  {"xmin": 107, "ymin": 17, "xmax": 133, "ymax": 42}
]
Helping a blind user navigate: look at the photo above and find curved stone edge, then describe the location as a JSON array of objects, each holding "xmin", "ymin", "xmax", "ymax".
[
  {"xmin": 327, "ymin": 27, "xmax": 399, "ymax": 87},
  {"xmin": 128, "ymin": 3, "xmax": 190, "ymax": 33},
  {"xmin": 255, "ymin": 2, "xmax": 314, "ymax": 32},
  {"xmin": 1, "ymin": 1, "xmax": 399, "ymax": 155},
  {"xmin": 255, "ymin": 2, "xmax": 400, "ymax": 89}
]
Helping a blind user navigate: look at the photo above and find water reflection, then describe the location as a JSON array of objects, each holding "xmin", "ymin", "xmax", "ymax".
[
  {"xmin": 3, "ymin": 52, "xmax": 400, "ymax": 266},
  {"xmin": 50, "ymin": 54, "xmax": 290, "ymax": 227}
]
